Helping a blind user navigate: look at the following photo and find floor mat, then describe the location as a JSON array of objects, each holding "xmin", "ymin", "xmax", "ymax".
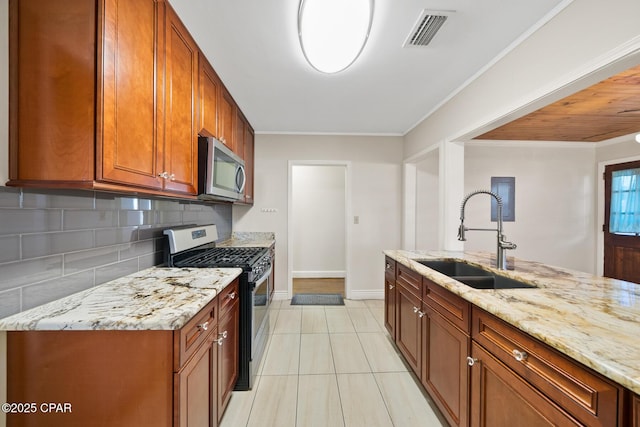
[{"xmin": 290, "ymin": 293, "xmax": 345, "ymax": 306}]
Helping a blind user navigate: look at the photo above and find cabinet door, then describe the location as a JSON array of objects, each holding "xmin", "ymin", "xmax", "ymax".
[
  {"xmin": 243, "ymin": 125, "xmax": 255, "ymax": 205},
  {"xmin": 634, "ymin": 393, "xmax": 640, "ymax": 427},
  {"xmin": 99, "ymin": 0, "xmax": 163, "ymax": 189},
  {"xmin": 198, "ymin": 56, "xmax": 220, "ymax": 138},
  {"xmin": 396, "ymin": 282, "xmax": 422, "ymax": 376},
  {"xmin": 218, "ymin": 297, "xmax": 239, "ymax": 421},
  {"xmin": 9, "ymin": 0, "xmax": 97, "ymax": 183},
  {"xmin": 218, "ymin": 86, "xmax": 235, "ymax": 150},
  {"xmin": 422, "ymin": 306, "xmax": 469, "ymax": 427},
  {"xmin": 469, "ymin": 342, "xmax": 581, "ymax": 427},
  {"xmin": 175, "ymin": 333, "xmax": 218, "ymax": 427},
  {"xmin": 235, "ymin": 109, "xmax": 246, "ymax": 159},
  {"xmin": 163, "ymin": 4, "xmax": 198, "ymax": 194},
  {"xmin": 384, "ymin": 275, "xmax": 396, "ymax": 339}
]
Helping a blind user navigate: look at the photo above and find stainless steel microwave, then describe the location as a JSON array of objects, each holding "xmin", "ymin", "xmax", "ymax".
[{"xmin": 198, "ymin": 137, "xmax": 246, "ymax": 201}]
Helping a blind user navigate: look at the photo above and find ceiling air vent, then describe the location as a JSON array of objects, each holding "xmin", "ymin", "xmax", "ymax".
[{"xmin": 404, "ymin": 10, "xmax": 453, "ymax": 47}]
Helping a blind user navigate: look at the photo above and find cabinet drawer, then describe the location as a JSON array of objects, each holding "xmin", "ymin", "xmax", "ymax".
[
  {"xmin": 397, "ymin": 264, "xmax": 422, "ymax": 297},
  {"xmin": 385, "ymin": 257, "xmax": 396, "ymax": 279},
  {"xmin": 472, "ymin": 308, "xmax": 620, "ymax": 427},
  {"xmin": 174, "ymin": 298, "xmax": 217, "ymax": 371},
  {"xmin": 219, "ymin": 279, "xmax": 239, "ymax": 316},
  {"xmin": 423, "ymin": 278, "xmax": 470, "ymax": 334}
]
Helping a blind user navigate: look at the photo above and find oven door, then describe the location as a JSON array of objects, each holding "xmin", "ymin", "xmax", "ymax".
[{"xmin": 251, "ymin": 267, "xmax": 271, "ymax": 376}]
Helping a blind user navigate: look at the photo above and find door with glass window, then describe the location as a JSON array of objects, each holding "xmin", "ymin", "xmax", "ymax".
[{"xmin": 604, "ymin": 160, "xmax": 640, "ymax": 283}]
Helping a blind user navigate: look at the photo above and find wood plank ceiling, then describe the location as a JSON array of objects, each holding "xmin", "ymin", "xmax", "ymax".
[{"xmin": 474, "ymin": 65, "xmax": 640, "ymax": 142}]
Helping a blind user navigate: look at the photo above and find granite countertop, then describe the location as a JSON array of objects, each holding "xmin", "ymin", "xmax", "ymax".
[
  {"xmin": 0, "ymin": 267, "xmax": 242, "ymax": 331},
  {"xmin": 384, "ymin": 250, "xmax": 640, "ymax": 395},
  {"xmin": 218, "ymin": 231, "xmax": 275, "ymax": 248}
]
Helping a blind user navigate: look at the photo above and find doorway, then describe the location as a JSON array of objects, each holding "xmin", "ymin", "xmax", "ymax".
[
  {"xmin": 288, "ymin": 162, "xmax": 350, "ymax": 299},
  {"xmin": 603, "ymin": 160, "xmax": 640, "ymax": 283}
]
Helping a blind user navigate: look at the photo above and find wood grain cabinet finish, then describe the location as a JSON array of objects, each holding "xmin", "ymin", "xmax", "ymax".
[
  {"xmin": 198, "ymin": 54, "xmax": 221, "ymax": 138},
  {"xmin": 98, "ymin": 0, "xmax": 164, "ymax": 190},
  {"xmin": 175, "ymin": 326, "xmax": 218, "ymax": 427},
  {"xmin": 386, "ymin": 263, "xmax": 630, "ymax": 427},
  {"xmin": 422, "ymin": 281, "xmax": 471, "ymax": 427},
  {"xmin": 218, "ymin": 86, "xmax": 235, "ymax": 150},
  {"xmin": 163, "ymin": 3, "xmax": 199, "ymax": 195},
  {"xmin": 472, "ymin": 308, "xmax": 622, "ymax": 427},
  {"xmin": 243, "ymin": 124, "xmax": 255, "ymax": 205},
  {"xmin": 6, "ymin": 279, "xmax": 240, "ymax": 427},
  {"xmin": 384, "ymin": 257, "xmax": 397, "ymax": 339},
  {"xmin": 469, "ymin": 341, "xmax": 583, "ymax": 427},
  {"xmin": 217, "ymin": 280, "xmax": 240, "ymax": 421},
  {"xmin": 633, "ymin": 394, "xmax": 640, "ymax": 427},
  {"xmin": 395, "ymin": 280, "xmax": 423, "ymax": 376}
]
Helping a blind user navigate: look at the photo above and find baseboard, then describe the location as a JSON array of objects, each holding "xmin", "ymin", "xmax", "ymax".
[
  {"xmin": 347, "ymin": 289, "xmax": 384, "ymax": 300},
  {"xmin": 292, "ymin": 271, "xmax": 346, "ymax": 278},
  {"xmin": 272, "ymin": 290, "xmax": 290, "ymax": 300}
]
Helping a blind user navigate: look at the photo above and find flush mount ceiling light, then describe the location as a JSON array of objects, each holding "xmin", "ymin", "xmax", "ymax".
[{"xmin": 298, "ymin": 0, "xmax": 374, "ymax": 74}]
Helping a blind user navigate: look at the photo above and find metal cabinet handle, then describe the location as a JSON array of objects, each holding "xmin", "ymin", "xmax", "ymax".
[
  {"xmin": 512, "ymin": 349, "xmax": 528, "ymax": 362},
  {"xmin": 388, "ymin": 284, "xmax": 394, "ymax": 290},
  {"xmin": 219, "ymin": 330, "xmax": 228, "ymax": 339},
  {"xmin": 413, "ymin": 306, "xmax": 419, "ymax": 313},
  {"xmin": 169, "ymin": 173, "xmax": 175, "ymax": 181},
  {"xmin": 215, "ymin": 337, "xmax": 224, "ymax": 346},
  {"xmin": 158, "ymin": 171, "xmax": 168, "ymax": 179},
  {"xmin": 386, "ymin": 263, "xmax": 391, "ymax": 269},
  {"xmin": 197, "ymin": 321, "xmax": 209, "ymax": 331},
  {"xmin": 227, "ymin": 292, "xmax": 237, "ymax": 300},
  {"xmin": 418, "ymin": 310, "xmax": 425, "ymax": 318},
  {"xmin": 467, "ymin": 357, "xmax": 478, "ymax": 367}
]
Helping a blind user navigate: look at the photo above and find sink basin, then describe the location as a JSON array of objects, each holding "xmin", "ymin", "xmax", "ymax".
[
  {"xmin": 417, "ymin": 260, "xmax": 492, "ymax": 277},
  {"xmin": 417, "ymin": 260, "xmax": 536, "ymax": 290}
]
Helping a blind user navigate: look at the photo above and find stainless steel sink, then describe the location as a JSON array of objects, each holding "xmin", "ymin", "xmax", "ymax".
[{"xmin": 417, "ymin": 260, "xmax": 536, "ymax": 290}]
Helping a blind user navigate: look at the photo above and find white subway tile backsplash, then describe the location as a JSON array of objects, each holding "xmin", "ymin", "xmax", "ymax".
[{"xmin": 0, "ymin": 187, "xmax": 233, "ymax": 317}]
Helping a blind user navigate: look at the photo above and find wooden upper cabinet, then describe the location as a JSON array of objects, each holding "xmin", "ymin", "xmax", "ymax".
[
  {"xmin": 218, "ymin": 86, "xmax": 235, "ymax": 150},
  {"xmin": 98, "ymin": 0, "xmax": 163, "ymax": 189},
  {"xmin": 243, "ymin": 124, "xmax": 255, "ymax": 204},
  {"xmin": 163, "ymin": 4, "xmax": 199, "ymax": 194},
  {"xmin": 9, "ymin": 0, "xmax": 97, "ymax": 183},
  {"xmin": 199, "ymin": 55, "xmax": 221, "ymax": 138}
]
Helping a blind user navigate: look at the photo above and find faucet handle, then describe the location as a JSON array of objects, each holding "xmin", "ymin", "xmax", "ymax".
[
  {"xmin": 500, "ymin": 236, "xmax": 517, "ymax": 250},
  {"xmin": 457, "ymin": 224, "xmax": 467, "ymax": 241}
]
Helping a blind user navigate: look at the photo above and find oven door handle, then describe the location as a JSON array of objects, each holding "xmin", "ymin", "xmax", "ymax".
[{"xmin": 250, "ymin": 267, "xmax": 271, "ymax": 291}]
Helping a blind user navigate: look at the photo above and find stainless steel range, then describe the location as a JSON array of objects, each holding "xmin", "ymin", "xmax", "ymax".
[{"xmin": 163, "ymin": 225, "xmax": 272, "ymax": 390}]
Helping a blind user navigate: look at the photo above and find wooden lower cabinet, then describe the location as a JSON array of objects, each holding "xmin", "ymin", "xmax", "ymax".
[
  {"xmin": 422, "ymin": 306, "xmax": 470, "ymax": 427},
  {"xmin": 633, "ymin": 394, "xmax": 640, "ymax": 427},
  {"xmin": 217, "ymin": 294, "xmax": 239, "ymax": 422},
  {"xmin": 470, "ymin": 341, "xmax": 582, "ymax": 427},
  {"xmin": 386, "ymin": 260, "xmax": 629, "ymax": 427},
  {"xmin": 176, "ymin": 328, "xmax": 218, "ymax": 427},
  {"xmin": 6, "ymin": 280, "xmax": 240, "ymax": 427},
  {"xmin": 396, "ymin": 282, "xmax": 423, "ymax": 376},
  {"xmin": 384, "ymin": 257, "xmax": 397, "ymax": 339}
]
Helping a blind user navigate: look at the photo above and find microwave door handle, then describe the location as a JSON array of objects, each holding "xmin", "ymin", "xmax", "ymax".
[{"xmin": 236, "ymin": 165, "xmax": 246, "ymax": 193}]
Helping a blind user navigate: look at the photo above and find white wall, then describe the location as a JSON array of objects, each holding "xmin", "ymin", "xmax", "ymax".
[
  {"xmin": 292, "ymin": 165, "xmax": 345, "ymax": 277},
  {"xmin": 405, "ymin": 0, "xmax": 640, "ymax": 158},
  {"xmin": 233, "ymin": 134, "xmax": 403, "ymax": 299},
  {"xmin": 463, "ymin": 143, "xmax": 596, "ymax": 273},
  {"xmin": 404, "ymin": 0, "xmax": 640, "ymax": 273},
  {"xmin": 415, "ymin": 150, "xmax": 439, "ymax": 249}
]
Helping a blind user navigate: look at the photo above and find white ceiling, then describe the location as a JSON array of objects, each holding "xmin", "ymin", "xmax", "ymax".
[{"xmin": 171, "ymin": 0, "xmax": 567, "ymax": 135}]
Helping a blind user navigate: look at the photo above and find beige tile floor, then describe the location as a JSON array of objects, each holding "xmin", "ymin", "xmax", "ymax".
[{"xmin": 220, "ymin": 299, "xmax": 448, "ymax": 427}]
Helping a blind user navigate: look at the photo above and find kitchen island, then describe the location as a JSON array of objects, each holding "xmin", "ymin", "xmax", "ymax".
[
  {"xmin": 0, "ymin": 266, "xmax": 243, "ymax": 427},
  {"xmin": 384, "ymin": 250, "xmax": 640, "ymax": 427}
]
